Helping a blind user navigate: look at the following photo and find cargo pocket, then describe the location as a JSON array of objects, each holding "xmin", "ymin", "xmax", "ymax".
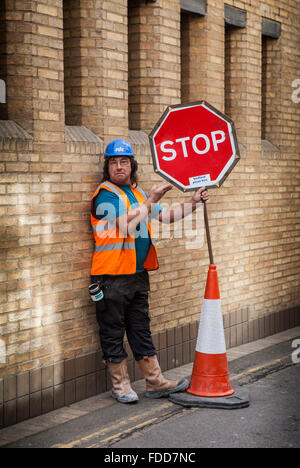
[{"xmin": 95, "ymin": 295, "xmax": 106, "ymax": 314}]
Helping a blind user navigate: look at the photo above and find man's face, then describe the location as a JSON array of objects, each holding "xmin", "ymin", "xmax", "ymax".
[{"xmin": 108, "ymin": 156, "xmax": 132, "ymax": 185}]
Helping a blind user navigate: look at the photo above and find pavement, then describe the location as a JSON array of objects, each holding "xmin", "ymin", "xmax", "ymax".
[{"xmin": 0, "ymin": 326, "xmax": 299, "ymax": 449}]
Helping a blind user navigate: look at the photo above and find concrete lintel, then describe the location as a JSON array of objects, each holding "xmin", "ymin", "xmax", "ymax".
[
  {"xmin": 181, "ymin": 0, "xmax": 206, "ymax": 16},
  {"xmin": 225, "ymin": 5, "xmax": 246, "ymax": 28},
  {"xmin": 262, "ymin": 18, "xmax": 281, "ymax": 39}
]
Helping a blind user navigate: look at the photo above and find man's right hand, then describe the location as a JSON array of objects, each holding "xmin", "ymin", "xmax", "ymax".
[
  {"xmin": 119, "ymin": 184, "xmax": 173, "ymax": 236},
  {"xmin": 148, "ymin": 184, "xmax": 173, "ymax": 204}
]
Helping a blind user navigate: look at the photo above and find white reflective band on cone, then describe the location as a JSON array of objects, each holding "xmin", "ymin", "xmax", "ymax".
[{"xmin": 196, "ymin": 299, "xmax": 226, "ymax": 355}]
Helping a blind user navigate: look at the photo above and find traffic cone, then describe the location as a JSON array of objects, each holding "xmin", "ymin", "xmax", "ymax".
[
  {"xmin": 169, "ymin": 264, "xmax": 250, "ymax": 409},
  {"xmin": 187, "ymin": 264, "xmax": 234, "ymax": 397}
]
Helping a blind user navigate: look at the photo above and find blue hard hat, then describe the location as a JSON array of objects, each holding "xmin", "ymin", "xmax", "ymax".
[{"xmin": 104, "ymin": 139, "xmax": 135, "ymax": 158}]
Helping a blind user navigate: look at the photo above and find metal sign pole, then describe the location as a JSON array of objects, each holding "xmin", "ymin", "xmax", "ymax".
[{"xmin": 203, "ymin": 200, "xmax": 214, "ymax": 265}]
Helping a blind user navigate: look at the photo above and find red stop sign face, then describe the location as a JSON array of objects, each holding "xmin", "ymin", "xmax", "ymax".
[{"xmin": 149, "ymin": 101, "xmax": 240, "ymax": 191}]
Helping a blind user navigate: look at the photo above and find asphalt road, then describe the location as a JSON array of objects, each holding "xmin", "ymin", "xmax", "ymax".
[
  {"xmin": 3, "ymin": 339, "xmax": 300, "ymax": 449},
  {"xmin": 113, "ymin": 363, "xmax": 300, "ymax": 449}
]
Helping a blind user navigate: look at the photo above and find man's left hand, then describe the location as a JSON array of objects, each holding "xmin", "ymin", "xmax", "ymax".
[{"xmin": 192, "ymin": 187, "xmax": 209, "ymax": 204}]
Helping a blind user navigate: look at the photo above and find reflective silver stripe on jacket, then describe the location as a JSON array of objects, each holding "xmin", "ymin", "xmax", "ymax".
[
  {"xmin": 102, "ymin": 182, "xmax": 147, "ymax": 203},
  {"xmin": 134, "ymin": 186, "xmax": 154, "ymax": 220},
  {"xmin": 94, "ymin": 242, "xmax": 135, "ymax": 252},
  {"xmin": 101, "ymin": 181, "xmax": 126, "ymax": 200},
  {"xmin": 98, "ymin": 182, "xmax": 127, "ymax": 213},
  {"xmin": 134, "ymin": 186, "xmax": 147, "ymax": 199},
  {"xmin": 92, "ymin": 221, "xmax": 116, "ymax": 233}
]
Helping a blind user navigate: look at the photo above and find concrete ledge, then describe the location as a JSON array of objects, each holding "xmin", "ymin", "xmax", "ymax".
[
  {"xmin": 65, "ymin": 126, "xmax": 103, "ymax": 144},
  {"xmin": 65, "ymin": 126, "xmax": 104, "ymax": 155},
  {"xmin": 0, "ymin": 121, "xmax": 33, "ymax": 151},
  {"xmin": 128, "ymin": 130, "xmax": 149, "ymax": 146},
  {"xmin": 128, "ymin": 130, "xmax": 152, "ymax": 160},
  {"xmin": 261, "ymin": 139, "xmax": 280, "ymax": 159},
  {"xmin": 0, "ymin": 121, "xmax": 32, "ymax": 140}
]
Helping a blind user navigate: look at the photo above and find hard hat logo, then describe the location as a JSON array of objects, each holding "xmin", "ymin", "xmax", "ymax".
[{"xmin": 104, "ymin": 139, "xmax": 135, "ymax": 158}]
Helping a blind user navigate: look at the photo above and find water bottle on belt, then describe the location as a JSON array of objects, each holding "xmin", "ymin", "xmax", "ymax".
[{"xmin": 89, "ymin": 283, "xmax": 104, "ymax": 302}]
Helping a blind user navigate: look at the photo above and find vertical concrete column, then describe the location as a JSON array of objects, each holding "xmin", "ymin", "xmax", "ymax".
[
  {"xmin": 128, "ymin": 0, "xmax": 181, "ymax": 134},
  {"xmin": 225, "ymin": 13, "xmax": 261, "ymax": 151},
  {"xmin": 3, "ymin": 0, "xmax": 65, "ymax": 148}
]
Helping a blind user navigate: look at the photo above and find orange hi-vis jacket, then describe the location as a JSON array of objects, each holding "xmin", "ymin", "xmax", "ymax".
[{"xmin": 90, "ymin": 181, "xmax": 159, "ymax": 276}]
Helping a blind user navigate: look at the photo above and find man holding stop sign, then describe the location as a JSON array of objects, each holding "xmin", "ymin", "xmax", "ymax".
[
  {"xmin": 90, "ymin": 101, "xmax": 239, "ymax": 406},
  {"xmin": 90, "ymin": 137, "xmax": 208, "ymax": 404}
]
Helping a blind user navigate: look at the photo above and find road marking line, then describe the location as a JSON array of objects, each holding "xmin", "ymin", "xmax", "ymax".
[
  {"xmin": 51, "ymin": 402, "xmax": 173, "ymax": 448},
  {"xmin": 87, "ymin": 418, "xmax": 159, "ymax": 448},
  {"xmin": 231, "ymin": 356, "xmax": 287, "ymax": 381}
]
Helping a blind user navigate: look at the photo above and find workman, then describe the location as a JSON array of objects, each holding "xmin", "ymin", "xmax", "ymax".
[{"xmin": 90, "ymin": 139, "xmax": 209, "ymax": 404}]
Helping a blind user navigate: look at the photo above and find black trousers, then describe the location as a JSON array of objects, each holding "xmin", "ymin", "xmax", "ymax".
[{"xmin": 91, "ymin": 271, "xmax": 157, "ymax": 363}]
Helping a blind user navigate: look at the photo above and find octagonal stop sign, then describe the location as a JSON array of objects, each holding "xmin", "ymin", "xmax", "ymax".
[{"xmin": 149, "ymin": 101, "xmax": 240, "ymax": 192}]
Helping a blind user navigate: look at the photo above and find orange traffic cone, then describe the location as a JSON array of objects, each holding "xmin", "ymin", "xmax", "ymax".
[
  {"xmin": 169, "ymin": 264, "xmax": 250, "ymax": 409},
  {"xmin": 187, "ymin": 264, "xmax": 234, "ymax": 397}
]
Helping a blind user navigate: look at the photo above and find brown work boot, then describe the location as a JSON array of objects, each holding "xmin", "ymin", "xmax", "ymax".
[
  {"xmin": 138, "ymin": 355, "xmax": 189, "ymax": 398},
  {"xmin": 107, "ymin": 359, "xmax": 139, "ymax": 404}
]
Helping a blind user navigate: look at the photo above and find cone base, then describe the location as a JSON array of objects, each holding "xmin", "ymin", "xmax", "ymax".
[
  {"xmin": 186, "ymin": 387, "xmax": 234, "ymax": 398},
  {"xmin": 169, "ymin": 387, "xmax": 250, "ymax": 410}
]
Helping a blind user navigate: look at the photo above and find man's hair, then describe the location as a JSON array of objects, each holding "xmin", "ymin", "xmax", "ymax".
[{"xmin": 101, "ymin": 158, "xmax": 139, "ymax": 186}]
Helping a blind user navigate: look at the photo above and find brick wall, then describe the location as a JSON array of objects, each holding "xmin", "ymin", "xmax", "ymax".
[{"xmin": 0, "ymin": 0, "xmax": 299, "ymax": 427}]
